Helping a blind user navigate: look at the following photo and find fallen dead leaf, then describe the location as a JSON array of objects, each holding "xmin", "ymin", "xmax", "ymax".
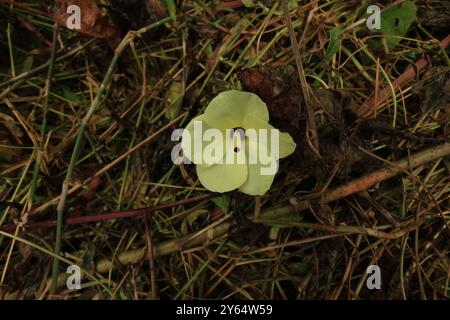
[{"xmin": 53, "ymin": 0, "xmax": 119, "ymax": 45}]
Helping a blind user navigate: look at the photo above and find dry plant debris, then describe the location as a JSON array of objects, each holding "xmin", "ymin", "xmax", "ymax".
[{"xmin": 0, "ymin": 0, "xmax": 449, "ymax": 300}]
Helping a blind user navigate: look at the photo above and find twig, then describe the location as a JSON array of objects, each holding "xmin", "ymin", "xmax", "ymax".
[{"xmin": 322, "ymin": 142, "xmax": 450, "ymax": 202}]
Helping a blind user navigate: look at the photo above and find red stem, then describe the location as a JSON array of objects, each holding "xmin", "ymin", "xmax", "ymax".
[{"xmin": 1, "ymin": 194, "xmax": 211, "ymax": 232}]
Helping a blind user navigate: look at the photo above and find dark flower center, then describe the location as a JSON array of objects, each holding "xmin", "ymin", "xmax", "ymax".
[
  {"xmin": 231, "ymin": 127, "xmax": 245, "ymax": 139},
  {"xmin": 231, "ymin": 127, "xmax": 245, "ymax": 153}
]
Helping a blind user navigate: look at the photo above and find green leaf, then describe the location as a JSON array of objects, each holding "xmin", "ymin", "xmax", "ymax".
[
  {"xmin": 320, "ymin": 28, "xmax": 341, "ymax": 66},
  {"xmin": 186, "ymin": 209, "xmax": 208, "ymax": 226},
  {"xmin": 21, "ymin": 56, "xmax": 34, "ymax": 74},
  {"xmin": 380, "ymin": 0, "xmax": 417, "ymax": 49},
  {"xmin": 62, "ymin": 86, "xmax": 81, "ymax": 104},
  {"xmin": 290, "ymin": 262, "xmax": 310, "ymax": 275},
  {"xmin": 211, "ymin": 195, "xmax": 230, "ymax": 212},
  {"xmin": 165, "ymin": 79, "xmax": 184, "ymax": 120},
  {"xmin": 166, "ymin": 0, "xmax": 177, "ymax": 21}
]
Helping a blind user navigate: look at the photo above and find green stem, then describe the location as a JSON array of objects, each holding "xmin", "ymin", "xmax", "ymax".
[
  {"xmin": 30, "ymin": 23, "xmax": 58, "ymax": 204},
  {"xmin": 50, "ymin": 16, "xmax": 172, "ymax": 294},
  {"xmin": 50, "ymin": 52, "xmax": 119, "ymax": 294}
]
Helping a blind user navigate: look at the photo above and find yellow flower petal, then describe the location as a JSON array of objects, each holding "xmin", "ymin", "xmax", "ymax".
[
  {"xmin": 243, "ymin": 115, "xmax": 296, "ymax": 159},
  {"xmin": 196, "ymin": 142, "xmax": 248, "ymax": 193},
  {"xmin": 196, "ymin": 162, "xmax": 248, "ymax": 193},
  {"xmin": 239, "ymin": 140, "xmax": 277, "ymax": 195},
  {"xmin": 181, "ymin": 115, "xmax": 227, "ymax": 166},
  {"xmin": 203, "ymin": 90, "xmax": 269, "ymax": 129}
]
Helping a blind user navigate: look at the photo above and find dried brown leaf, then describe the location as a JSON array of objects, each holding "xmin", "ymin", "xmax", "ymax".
[{"xmin": 53, "ymin": 0, "xmax": 119, "ymax": 44}]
